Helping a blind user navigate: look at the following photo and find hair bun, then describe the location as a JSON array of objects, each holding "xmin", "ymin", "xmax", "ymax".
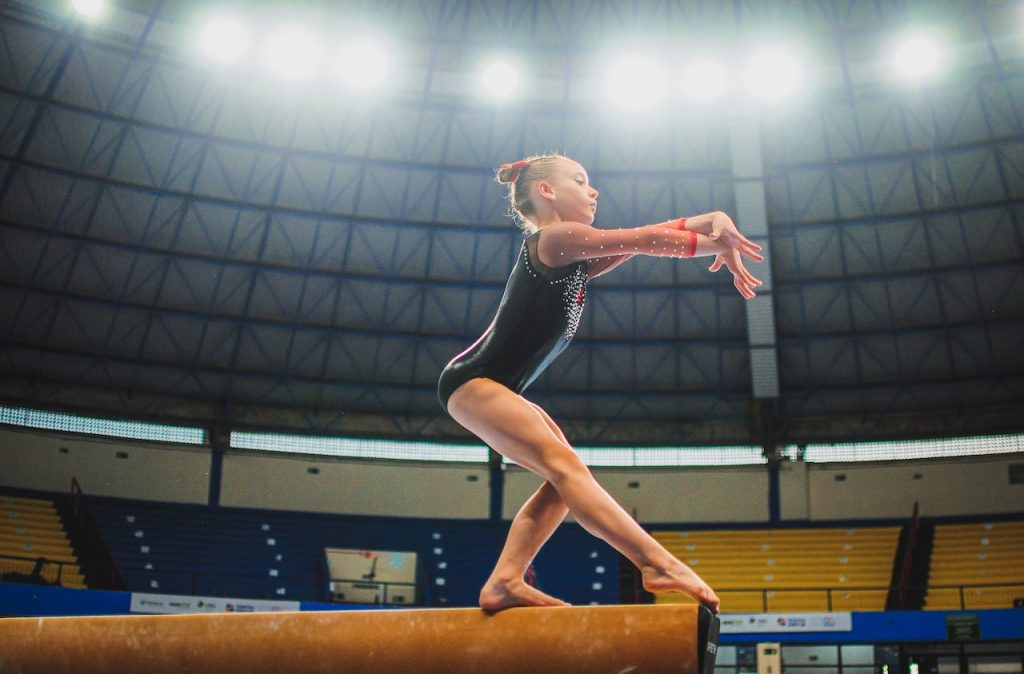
[{"xmin": 496, "ymin": 160, "xmax": 530, "ymax": 184}]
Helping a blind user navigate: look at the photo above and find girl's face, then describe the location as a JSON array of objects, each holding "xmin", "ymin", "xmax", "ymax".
[{"xmin": 549, "ymin": 159, "xmax": 599, "ymax": 224}]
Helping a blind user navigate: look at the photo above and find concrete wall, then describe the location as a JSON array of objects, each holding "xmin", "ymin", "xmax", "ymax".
[
  {"xmin": 800, "ymin": 454, "xmax": 1024, "ymax": 520},
  {"xmin": 779, "ymin": 461, "xmax": 810, "ymax": 520},
  {"xmin": 219, "ymin": 450, "xmax": 489, "ymax": 519},
  {"xmin": 503, "ymin": 464, "xmax": 771, "ymax": 524},
  {"xmin": 0, "ymin": 427, "xmax": 210, "ymax": 504},
  {"xmin": 2, "ymin": 426, "xmax": 1021, "ymax": 522}
]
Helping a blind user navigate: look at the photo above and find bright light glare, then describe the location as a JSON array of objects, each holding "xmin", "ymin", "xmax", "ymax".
[
  {"xmin": 743, "ymin": 47, "xmax": 803, "ymax": 102},
  {"xmin": 605, "ymin": 53, "xmax": 669, "ymax": 112},
  {"xmin": 481, "ymin": 61, "xmax": 521, "ymax": 99},
  {"xmin": 199, "ymin": 16, "xmax": 249, "ymax": 66},
  {"xmin": 891, "ymin": 34, "xmax": 942, "ymax": 82},
  {"xmin": 680, "ymin": 58, "xmax": 730, "ymax": 102},
  {"xmin": 265, "ymin": 26, "xmax": 322, "ymax": 82},
  {"xmin": 71, "ymin": 0, "xmax": 105, "ymax": 19},
  {"xmin": 336, "ymin": 39, "xmax": 391, "ymax": 92}
]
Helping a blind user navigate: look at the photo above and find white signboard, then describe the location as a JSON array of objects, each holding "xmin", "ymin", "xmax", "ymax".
[
  {"xmin": 720, "ymin": 613, "xmax": 853, "ymax": 633},
  {"xmin": 325, "ymin": 548, "xmax": 417, "ymax": 605},
  {"xmin": 130, "ymin": 592, "xmax": 300, "ymax": 615}
]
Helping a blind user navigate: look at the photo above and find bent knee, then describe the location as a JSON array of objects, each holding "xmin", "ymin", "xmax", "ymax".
[{"xmin": 541, "ymin": 448, "xmax": 592, "ymax": 487}]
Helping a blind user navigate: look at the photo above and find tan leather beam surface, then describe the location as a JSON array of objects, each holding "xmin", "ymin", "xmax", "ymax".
[{"xmin": 1, "ymin": 603, "xmax": 711, "ymax": 673}]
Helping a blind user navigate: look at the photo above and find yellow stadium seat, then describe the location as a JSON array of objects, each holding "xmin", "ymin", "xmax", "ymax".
[
  {"xmin": 926, "ymin": 521, "xmax": 1024, "ymax": 610},
  {"xmin": 0, "ymin": 496, "xmax": 87, "ymax": 590},
  {"xmin": 652, "ymin": 526, "xmax": 901, "ymax": 612}
]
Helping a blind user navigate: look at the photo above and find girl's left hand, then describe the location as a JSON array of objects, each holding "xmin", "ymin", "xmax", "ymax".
[{"xmin": 709, "ymin": 248, "xmax": 762, "ymax": 299}]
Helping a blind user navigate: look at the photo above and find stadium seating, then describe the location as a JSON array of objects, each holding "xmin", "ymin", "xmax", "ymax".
[
  {"xmin": 652, "ymin": 526, "xmax": 901, "ymax": 612},
  {"xmin": 925, "ymin": 520, "xmax": 1024, "ymax": 610},
  {"xmin": 88, "ymin": 497, "xmax": 619, "ymax": 607},
  {"xmin": 9, "ymin": 484, "xmax": 1017, "ymax": 612},
  {"xmin": 0, "ymin": 495, "xmax": 87, "ymax": 589}
]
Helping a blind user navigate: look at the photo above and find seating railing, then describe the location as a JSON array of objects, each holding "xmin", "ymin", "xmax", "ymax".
[
  {"xmin": 3, "ymin": 555, "xmax": 1020, "ymax": 612},
  {"xmin": 67, "ymin": 478, "xmax": 123, "ymax": 589},
  {"xmin": 0, "ymin": 553, "xmax": 79, "ymax": 586},
  {"xmin": 662, "ymin": 583, "xmax": 1024, "ymax": 612}
]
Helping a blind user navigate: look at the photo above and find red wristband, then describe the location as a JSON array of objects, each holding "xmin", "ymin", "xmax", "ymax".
[{"xmin": 684, "ymin": 230, "xmax": 697, "ymax": 257}]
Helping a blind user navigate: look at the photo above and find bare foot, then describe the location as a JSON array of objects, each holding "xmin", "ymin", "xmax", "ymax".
[
  {"xmin": 641, "ymin": 563, "xmax": 720, "ymax": 614},
  {"xmin": 479, "ymin": 577, "xmax": 571, "ymax": 611}
]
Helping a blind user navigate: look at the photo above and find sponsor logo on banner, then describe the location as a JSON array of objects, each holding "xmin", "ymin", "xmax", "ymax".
[
  {"xmin": 130, "ymin": 592, "xmax": 300, "ymax": 615},
  {"xmin": 720, "ymin": 613, "xmax": 852, "ymax": 633}
]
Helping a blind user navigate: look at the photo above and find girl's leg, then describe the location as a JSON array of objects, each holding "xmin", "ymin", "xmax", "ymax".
[
  {"xmin": 479, "ymin": 481, "xmax": 569, "ymax": 610},
  {"xmin": 479, "ymin": 403, "xmax": 572, "ymax": 610},
  {"xmin": 447, "ymin": 378, "xmax": 719, "ymax": 612}
]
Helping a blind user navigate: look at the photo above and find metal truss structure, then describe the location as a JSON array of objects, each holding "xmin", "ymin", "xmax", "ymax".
[{"xmin": 0, "ymin": 0, "xmax": 1021, "ymax": 447}]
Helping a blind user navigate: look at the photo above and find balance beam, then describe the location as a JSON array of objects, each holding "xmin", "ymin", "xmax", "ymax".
[{"xmin": 0, "ymin": 603, "xmax": 719, "ymax": 673}]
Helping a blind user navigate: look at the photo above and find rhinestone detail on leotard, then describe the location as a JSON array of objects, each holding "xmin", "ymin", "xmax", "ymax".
[{"xmin": 521, "ymin": 244, "xmax": 588, "ymax": 340}]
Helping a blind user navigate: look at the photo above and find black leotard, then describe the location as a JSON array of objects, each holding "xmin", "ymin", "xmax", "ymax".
[{"xmin": 437, "ymin": 231, "xmax": 589, "ymax": 410}]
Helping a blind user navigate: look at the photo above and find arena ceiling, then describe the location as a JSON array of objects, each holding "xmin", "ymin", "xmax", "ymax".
[{"xmin": 0, "ymin": 0, "xmax": 1022, "ymax": 447}]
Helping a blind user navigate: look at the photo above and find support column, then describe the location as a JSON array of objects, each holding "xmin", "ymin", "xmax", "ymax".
[
  {"xmin": 208, "ymin": 425, "xmax": 229, "ymax": 508},
  {"xmin": 488, "ymin": 448, "xmax": 505, "ymax": 521},
  {"xmin": 729, "ymin": 114, "xmax": 782, "ymax": 521},
  {"xmin": 728, "ymin": 114, "xmax": 779, "ymax": 401},
  {"xmin": 768, "ymin": 460, "xmax": 781, "ymax": 523}
]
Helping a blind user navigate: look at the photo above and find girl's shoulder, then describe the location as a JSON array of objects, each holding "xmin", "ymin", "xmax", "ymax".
[{"xmin": 534, "ymin": 221, "xmax": 593, "ymax": 237}]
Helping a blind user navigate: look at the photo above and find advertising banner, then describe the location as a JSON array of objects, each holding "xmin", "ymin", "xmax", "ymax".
[
  {"xmin": 130, "ymin": 592, "xmax": 300, "ymax": 615},
  {"xmin": 721, "ymin": 613, "xmax": 853, "ymax": 633}
]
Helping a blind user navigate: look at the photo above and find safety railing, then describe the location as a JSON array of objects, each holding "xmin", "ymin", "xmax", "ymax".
[
  {"xmin": 67, "ymin": 478, "xmax": 123, "ymax": 589},
  {"xmin": 4, "ymin": 559, "xmax": 1020, "ymax": 611},
  {"xmin": 0, "ymin": 553, "xmax": 77, "ymax": 586},
  {"xmin": 709, "ymin": 583, "xmax": 1024, "ymax": 612}
]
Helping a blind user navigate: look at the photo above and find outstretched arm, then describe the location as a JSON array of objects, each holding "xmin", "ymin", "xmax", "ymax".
[
  {"xmin": 537, "ymin": 218, "xmax": 763, "ymax": 298},
  {"xmin": 587, "ymin": 253, "xmax": 636, "ymax": 279},
  {"xmin": 586, "ymin": 212, "xmax": 762, "ymax": 280}
]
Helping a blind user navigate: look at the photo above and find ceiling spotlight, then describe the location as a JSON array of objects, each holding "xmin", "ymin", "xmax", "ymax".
[
  {"xmin": 891, "ymin": 33, "xmax": 943, "ymax": 82},
  {"xmin": 336, "ymin": 39, "xmax": 391, "ymax": 92},
  {"xmin": 680, "ymin": 57, "xmax": 730, "ymax": 102},
  {"xmin": 265, "ymin": 26, "xmax": 322, "ymax": 82},
  {"xmin": 743, "ymin": 47, "xmax": 803, "ymax": 102},
  {"xmin": 71, "ymin": 0, "xmax": 105, "ymax": 19},
  {"xmin": 481, "ymin": 60, "xmax": 521, "ymax": 99},
  {"xmin": 605, "ymin": 52, "xmax": 669, "ymax": 112},
  {"xmin": 198, "ymin": 16, "xmax": 249, "ymax": 66}
]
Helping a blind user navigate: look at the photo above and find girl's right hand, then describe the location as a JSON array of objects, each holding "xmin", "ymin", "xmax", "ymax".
[{"xmin": 709, "ymin": 248, "xmax": 762, "ymax": 300}]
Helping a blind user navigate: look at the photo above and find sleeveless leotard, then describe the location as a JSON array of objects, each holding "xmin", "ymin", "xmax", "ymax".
[{"xmin": 437, "ymin": 231, "xmax": 589, "ymax": 409}]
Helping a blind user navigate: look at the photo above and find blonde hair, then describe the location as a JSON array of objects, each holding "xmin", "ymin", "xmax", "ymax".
[{"xmin": 495, "ymin": 153, "xmax": 568, "ymax": 233}]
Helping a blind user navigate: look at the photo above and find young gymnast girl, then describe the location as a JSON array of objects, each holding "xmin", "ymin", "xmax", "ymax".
[{"xmin": 438, "ymin": 154, "xmax": 764, "ymax": 613}]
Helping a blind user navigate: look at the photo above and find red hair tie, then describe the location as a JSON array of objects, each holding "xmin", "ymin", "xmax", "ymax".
[{"xmin": 501, "ymin": 159, "xmax": 531, "ymax": 183}]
